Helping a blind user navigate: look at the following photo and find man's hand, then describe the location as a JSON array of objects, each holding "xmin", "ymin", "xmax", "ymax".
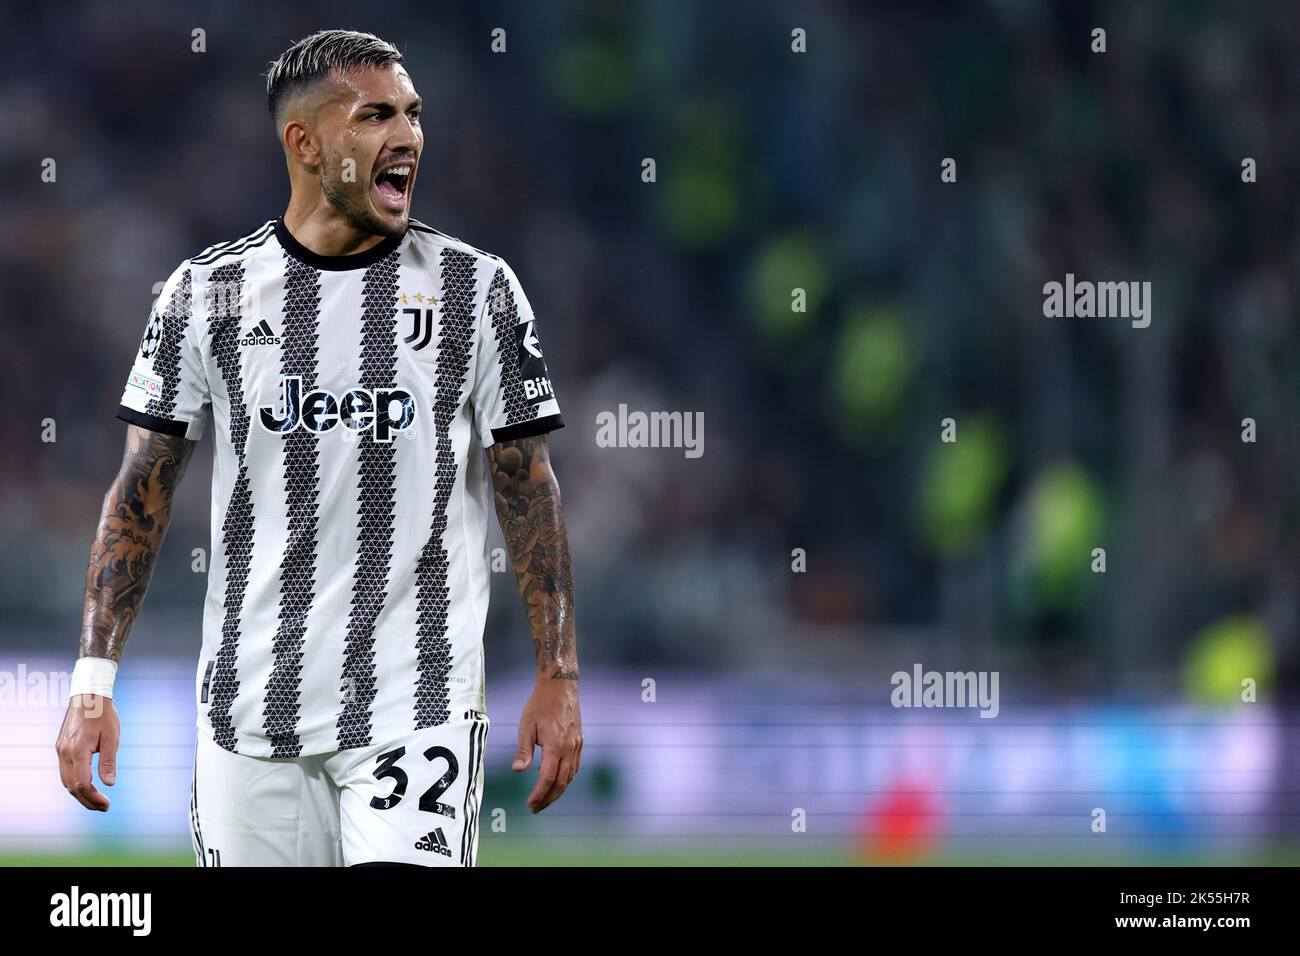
[
  {"xmin": 56, "ymin": 694, "xmax": 120, "ymax": 812},
  {"xmin": 512, "ymin": 677, "xmax": 583, "ymax": 813}
]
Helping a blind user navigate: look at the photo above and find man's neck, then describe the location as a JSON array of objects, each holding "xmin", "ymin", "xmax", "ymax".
[{"xmin": 281, "ymin": 200, "xmax": 388, "ymax": 257}]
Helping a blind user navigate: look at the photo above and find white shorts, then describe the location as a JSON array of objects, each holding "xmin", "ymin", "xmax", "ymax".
[{"xmin": 190, "ymin": 710, "xmax": 490, "ymax": 867}]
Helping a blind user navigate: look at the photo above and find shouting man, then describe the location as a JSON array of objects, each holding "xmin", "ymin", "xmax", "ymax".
[{"xmin": 56, "ymin": 29, "xmax": 582, "ymax": 867}]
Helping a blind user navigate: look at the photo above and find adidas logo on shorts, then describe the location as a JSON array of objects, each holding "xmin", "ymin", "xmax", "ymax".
[{"xmin": 415, "ymin": 828, "xmax": 452, "ymax": 857}]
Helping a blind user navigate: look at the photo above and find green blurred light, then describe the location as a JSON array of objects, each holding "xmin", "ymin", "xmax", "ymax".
[
  {"xmin": 661, "ymin": 164, "xmax": 740, "ymax": 248},
  {"xmin": 547, "ymin": 39, "xmax": 631, "ymax": 116},
  {"xmin": 1023, "ymin": 462, "xmax": 1105, "ymax": 610},
  {"xmin": 1184, "ymin": 615, "xmax": 1274, "ymax": 705},
  {"xmin": 657, "ymin": 97, "xmax": 745, "ymax": 249},
  {"xmin": 832, "ymin": 304, "xmax": 913, "ymax": 446},
  {"xmin": 746, "ymin": 234, "xmax": 825, "ymax": 341},
  {"xmin": 917, "ymin": 414, "xmax": 1009, "ymax": 556}
]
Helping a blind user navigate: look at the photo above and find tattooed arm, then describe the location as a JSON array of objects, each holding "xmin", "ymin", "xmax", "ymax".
[
  {"xmin": 80, "ymin": 425, "xmax": 196, "ymax": 660},
  {"xmin": 487, "ymin": 433, "xmax": 582, "ymax": 813},
  {"xmin": 58, "ymin": 425, "xmax": 196, "ymax": 811}
]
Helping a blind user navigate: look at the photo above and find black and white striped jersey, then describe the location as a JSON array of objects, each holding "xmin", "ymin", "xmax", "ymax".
[{"xmin": 116, "ymin": 218, "xmax": 563, "ymax": 757}]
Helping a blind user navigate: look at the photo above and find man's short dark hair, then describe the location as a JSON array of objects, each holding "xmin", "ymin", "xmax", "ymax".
[{"xmin": 265, "ymin": 29, "xmax": 403, "ymax": 122}]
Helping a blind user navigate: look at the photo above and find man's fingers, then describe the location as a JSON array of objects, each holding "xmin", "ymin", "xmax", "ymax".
[
  {"xmin": 511, "ymin": 745, "xmax": 533, "ymax": 772},
  {"xmin": 98, "ymin": 723, "xmax": 119, "ymax": 788},
  {"xmin": 552, "ymin": 753, "xmax": 575, "ymax": 798},
  {"xmin": 57, "ymin": 744, "xmax": 83, "ymax": 791},
  {"xmin": 539, "ymin": 754, "xmax": 575, "ymax": 813},
  {"xmin": 68, "ymin": 780, "xmax": 110, "ymax": 812},
  {"xmin": 60, "ymin": 745, "xmax": 109, "ymax": 811},
  {"xmin": 527, "ymin": 748, "xmax": 562, "ymax": 813},
  {"xmin": 512, "ymin": 722, "xmax": 536, "ymax": 772},
  {"xmin": 529, "ymin": 739, "xmax": 584, "ymax": 813},
  {"xmin": 558, "ymin": 742, "xmax": 581, "ymax": 790}
]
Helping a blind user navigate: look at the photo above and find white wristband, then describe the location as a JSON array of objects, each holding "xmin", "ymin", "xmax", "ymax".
[{"xmin": 69, "ymin": 657, "xmax": 118, "ymax": 700}]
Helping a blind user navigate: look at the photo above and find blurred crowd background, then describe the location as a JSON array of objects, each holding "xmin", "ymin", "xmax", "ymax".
[{"xmin": 0, "ymin": 1, "xmax": 1296, "ymax": 865}]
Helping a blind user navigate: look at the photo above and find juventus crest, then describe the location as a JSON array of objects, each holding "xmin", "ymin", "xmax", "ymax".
[{"xmin": 402, "ymin": 306, "xmax": 436, "ymax": 351}]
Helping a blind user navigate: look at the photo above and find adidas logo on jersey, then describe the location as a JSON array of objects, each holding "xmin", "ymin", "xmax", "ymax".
[
  {"xmin": 414, "ymin": 828, "xmax": 452, "ymax": 857},
  {"xmin": 239, "ymin": 318, "xmax": 282, "ymax": 346},
  {"xmin": 258, "ymin": 375, "xmax": 417, "ymax": 442}
]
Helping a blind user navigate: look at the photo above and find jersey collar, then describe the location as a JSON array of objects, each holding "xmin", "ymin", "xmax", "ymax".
[{"xmin": 274, "ymin": 217, "xmax": 403, "ymax": 271}]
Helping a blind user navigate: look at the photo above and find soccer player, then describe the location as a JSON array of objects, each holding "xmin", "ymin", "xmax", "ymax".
[{"xmin": 55, "ymin": 29, "xmax": 582, "ymax": 867}]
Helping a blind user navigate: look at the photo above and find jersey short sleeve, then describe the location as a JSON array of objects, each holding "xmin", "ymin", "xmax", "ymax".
[
  {"xmin": 469, "ymin": 259, "xmax": 564, "ymax": 447},
  {"xmin": 116, "ymin": 262, "xmax": 209, "ymax": 440}
]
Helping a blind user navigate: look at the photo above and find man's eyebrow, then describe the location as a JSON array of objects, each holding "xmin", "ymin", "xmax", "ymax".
[{"xmin": 358, "ymin": 97, "xmax": 423, "ymax": 113}]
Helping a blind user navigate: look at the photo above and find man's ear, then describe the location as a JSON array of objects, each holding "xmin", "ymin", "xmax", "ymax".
[{"xmin": 282, "ymin": 118, "xmax": 321, "ymax": 169}]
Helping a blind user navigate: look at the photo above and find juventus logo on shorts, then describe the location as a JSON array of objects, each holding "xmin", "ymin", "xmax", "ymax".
[{"xmin": 402, "ymin": 307, "xmax": 435, "ymax": 351}]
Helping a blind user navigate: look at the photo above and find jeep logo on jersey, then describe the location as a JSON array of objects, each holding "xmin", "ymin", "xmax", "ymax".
[{"xmin": 258, "ymin": 375, "xmax": 416, "ymax": 442}]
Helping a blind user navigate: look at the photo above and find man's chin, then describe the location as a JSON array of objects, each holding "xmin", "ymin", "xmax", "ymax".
[
  {"xmin": 364, "ymin": 198, "xmax": 410, "ymax": 239},
  {"xmin": 324, "ymin": 189, "xmax": 409, "ymax": 241},
  {"xmin": 351, "ymin": 206, "xmax": 408, "ymax": 241}
]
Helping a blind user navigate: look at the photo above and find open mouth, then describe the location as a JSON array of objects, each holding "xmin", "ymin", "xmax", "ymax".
[{"xmin": 373, "ymin": 162, "xmax": 413, "ymax": 210}]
